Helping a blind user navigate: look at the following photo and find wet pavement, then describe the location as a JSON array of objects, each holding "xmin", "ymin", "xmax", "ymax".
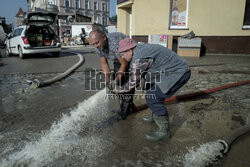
[{"xmin": 0, "ymin": 47, "xmax": 250, "ymax": 167}]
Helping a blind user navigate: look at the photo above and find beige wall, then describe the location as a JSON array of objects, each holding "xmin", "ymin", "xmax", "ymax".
[
  {"xmin": 117, "ymin": 7, "xmax": 131, "ymax": 35},
  {"xmin": 118, "ymin": 0, "xmax": 250, "ymax": 36},
  {"xmin": 188, "ymin": 0, "xmax": 247, "ymax": 36},
  {"xmin": 132, "ymin": 0, "xmax": 170, "ymax": 35}
]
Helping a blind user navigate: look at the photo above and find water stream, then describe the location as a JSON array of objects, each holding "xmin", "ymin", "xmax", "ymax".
[
  {"xmin": 184, "ymin": 141, "xmax": 224, "ymax": 167},
  {"xmin": 0, "ymin": 89, "xmax": 114, "ymax": 166},
  {"xmin": 0, "ymin": 87, "xmax": 247, "ymax": 167}
]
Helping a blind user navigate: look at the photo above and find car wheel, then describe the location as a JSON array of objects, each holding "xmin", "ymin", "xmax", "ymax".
[
  {"xmin": 53, "ymin": 52, "xmax": 60, "ymax": 57},
  {"xmin": 18, "ymin": 46, "xmax": 24, "ymax": 59}
]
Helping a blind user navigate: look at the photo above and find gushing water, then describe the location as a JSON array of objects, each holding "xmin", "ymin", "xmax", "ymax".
[
  {"xmin": 184, "ymin": 140, "xmax": 224, "ymax": 167},
  {"xmin": 0, "ymin": 89, "xmax": 114, "ymax": 167}
]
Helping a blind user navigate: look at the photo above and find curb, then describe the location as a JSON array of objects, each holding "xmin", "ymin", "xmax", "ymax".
[{"xmin": 62, "ymin": 45, "xmax": 94, "ymax": 49}]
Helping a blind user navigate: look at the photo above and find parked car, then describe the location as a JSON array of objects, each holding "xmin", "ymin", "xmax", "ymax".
[
  {"xmin": 5, "ymin": 12, "xmax": 61, "ymax": 59},
  {"xmin": 0, "ymin": 25, "xmax": 7, "ymax": 48}
]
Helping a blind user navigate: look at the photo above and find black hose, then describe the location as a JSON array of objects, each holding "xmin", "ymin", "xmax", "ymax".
[
  {"xmin": 223, "ymin": 125, "xmax": 250, "ymax": 149},
  {"xmin": 135, "ymin": 80, "xmax": 250, "ymax": 112},
  {"xmin": 218, "ymin": 125, "xmax": 250, "ymax": 154},
  {"xmin": 30, "ymin": 52, "xmax": 84, "ymax": 89}
]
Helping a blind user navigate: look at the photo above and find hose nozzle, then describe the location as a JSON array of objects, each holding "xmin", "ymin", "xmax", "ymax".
[
  {"xmin": 30, "ymin": 79, "xmax": 41, "ymax": 89},
  {"xmin": 218, "ymin": 140, "xmax": 229, "ymax": 154}
]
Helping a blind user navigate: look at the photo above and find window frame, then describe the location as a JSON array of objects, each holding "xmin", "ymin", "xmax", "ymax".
[
  {"xmin": 243, "ymin": 0, "xmax": 250, "ymax": 29},
  {"xmin": 85, "ymin": 0, "xmax": 90, "ymax": 9},
  {"xmin": 75, "ymin": 0, "xmax": 80, "ymax": 9},
  {"xmin": 94, "ymin": 15, "xmax": 99, "ymax": 23},
  {"xmin": 102, "ymin": 2, "xmax": 106, "ymax": 11},
  {"xmin": 65, "ymin": 0, "xmax": 70, "ymax": 7},
  {"xmin": 102, "ymin": 16, "xmax": 107, "ymax": 25},
  {"xmin": 94, "ymin": 1, "xmax": 98, "ymax": 10},
  {"xmin": 169, "ymin": 0, "xmax": 189, "ymax": 30}
]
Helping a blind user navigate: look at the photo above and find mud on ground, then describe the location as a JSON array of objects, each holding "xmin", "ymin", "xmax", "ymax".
[{"xmin": 0, "ymin": 54, "xmax": 250, "ymax": 167}]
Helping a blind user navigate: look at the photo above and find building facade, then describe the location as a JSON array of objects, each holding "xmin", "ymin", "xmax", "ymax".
[
  {"xmin": 15, "ymin": 8, "xmax": 26, "ymax": 27},
  {"xmin": 28, "ymin": 0, "xmax": 109, "ymax": 25},
  {"xmin": 0, "ymin": 17, "xmax": 6, "ymax": 25},
  {"xmin": 28, "ymin": 0, "xmax": 109, "ymax": 37},
  {"xmin": 117, "ymin": 0, "xmax": 250, "ymax": 54}
]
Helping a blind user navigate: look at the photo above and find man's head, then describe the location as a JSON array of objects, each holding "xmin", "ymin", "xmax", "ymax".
[
  {"xmin": 118, "ymin": 38, "xmax": 137, "ymax": 62},
  {"xmin": 89, "ymin": 29, "xmax": 108, "ymax": 51}
]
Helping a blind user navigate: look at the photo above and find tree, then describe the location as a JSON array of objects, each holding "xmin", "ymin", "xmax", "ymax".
[{"xmin": 2, "ymin": 23, "xmax": 13, "ymax": 34}]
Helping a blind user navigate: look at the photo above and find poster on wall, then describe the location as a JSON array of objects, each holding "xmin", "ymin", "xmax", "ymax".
[
  {"xmin": 148, "ymin": 35, "xmax": 167, "ymax": 47},
  {"xmin": 170, "ymin": 0, "xmax": 188, "ymax": 29}
]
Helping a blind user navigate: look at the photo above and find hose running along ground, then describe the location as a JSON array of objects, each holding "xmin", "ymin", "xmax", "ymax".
[
  {"xmin": 135, "ymin": 79, "xmax": 250, "ymax": 112},
  {"xmin": 221, "ymin": 125, "xmax": 250, "ymax": 153},
  {"xmin": 134, "ymin": 80, "xmax": 250, "ymax": 167},
  {"xmin": 30, "ymin": 52, "xmax": 84, "ymax": 89},
  {"xmin": 184, "ymin": 125, "xmax": 250, "ymax": 167}
]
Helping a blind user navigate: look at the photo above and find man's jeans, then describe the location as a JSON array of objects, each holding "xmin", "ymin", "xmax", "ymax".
[
  {"xmin": 146, "ymin": 70, "xmax": 191, "ymax": 116},
  {"xmin": 113, "ymin": 59, "xmax": 135, "ymax": 118}
]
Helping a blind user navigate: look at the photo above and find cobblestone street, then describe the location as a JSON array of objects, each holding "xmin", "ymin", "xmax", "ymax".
[{"xmin": 0, "ymin": 48, "xmax": 250, "ymax": 166}]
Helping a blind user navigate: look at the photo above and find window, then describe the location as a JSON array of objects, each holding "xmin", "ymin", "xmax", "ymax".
[
  {"xmin": 85, "ymin": 0, "xmax": 89, "ymax": 9},
  {"xmin": 18, "ymin": 28, "xmax": 23, "ymax": 36},
  {"xmin": 243, "ymin": 0, "xmax": 250, "ymax": 29},
  {"xmin": 102, "ymin": 17, "xmax": 107, "ymax": 25},
  {"xmin": 13, "ymin": 28, "xmax": 23, "ymax": 37},
  {"xmin": 94, "ymin": 15, "xmax": 99, "ymax": 23},
  {"xmin": 169, "ymin": 0, "xmax": 189, "ymax": 29},
  {"xmin": 94, "ymin": 2, "xmax": 98, "ymax": 10},
  {"xmin": 48, "ymin": 0, "xmax": 56, "ymax": 5},
  {"xmin": 14, "ymin": 29, "xmax": 20, "ymax": 36},
  {"xmin": 102, "ymin": 3, "xmax": 106, "ymax": 11},
  {"xmin": 76, "ymin": 0, "xmax": 80, "ymax": 8},
  {"xmin": 65, "ymin": 0, "xmax": 70, "ymax": 7}
]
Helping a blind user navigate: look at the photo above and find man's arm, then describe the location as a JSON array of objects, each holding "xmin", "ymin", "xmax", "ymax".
[
  {"xmin": 115, "ymin": 57, "xmax": 129, "ymax": 82},
  {"xmin": 99, "ymin": 57, "xmax": 111, "ymax": 84},
  {"xmin": 112, "ymin": 58, "xmax": 154, "ymax": 93}
]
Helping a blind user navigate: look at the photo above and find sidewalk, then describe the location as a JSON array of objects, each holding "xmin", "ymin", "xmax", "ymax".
[
  {"xmin": 61, "ymin": 44, "xmax": 94, "ymax": 49},
  {"xmin": 131, "ymin": 53, "xmax": 250, "ymax": 167}
]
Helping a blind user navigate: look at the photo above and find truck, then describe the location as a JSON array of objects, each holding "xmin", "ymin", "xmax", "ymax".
[{"xmin": 71, "ymin": 23, "xmax": 107, "ymax": 44}]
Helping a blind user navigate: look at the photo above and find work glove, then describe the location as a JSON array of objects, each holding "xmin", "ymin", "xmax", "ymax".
[
  {"xmin": 110, "ymin": 88, "xmax": 122, "ymax": 94},
  {"xmin": 109, "ymin": 80, "xmax": 117, "ymax": 90},
  {"xmin": 107, "ymin": 80, "xmax": 122, "ymax": 94},
  {"xmin": 105, "ymin": 80, "xmax": 115, "ymax": 93},
  {"xmin": 105, "ymin": 80, "xmax": 115, "ymax": 89}
]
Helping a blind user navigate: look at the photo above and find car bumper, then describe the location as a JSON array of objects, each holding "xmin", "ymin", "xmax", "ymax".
[{"xmin": 23, "ymin": 46, "xmax": 61, "ymax": 54}]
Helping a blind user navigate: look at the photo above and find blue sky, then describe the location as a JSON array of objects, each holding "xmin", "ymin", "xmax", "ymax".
[
  {"xmin": 109, "ymin": 0, "xmax": 117, "ymax": 17},
  {"xmin": 0, "ymin": 0, "xmax": 117, "ymax": 26}
]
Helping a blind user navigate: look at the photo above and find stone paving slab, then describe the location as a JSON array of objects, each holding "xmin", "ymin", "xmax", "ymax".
[{"xmin": 0, "ymin": 51, "xmax": 250, "ymax": 166}]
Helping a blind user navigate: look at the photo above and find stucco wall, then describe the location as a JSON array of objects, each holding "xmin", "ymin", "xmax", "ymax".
[
  {"xmin": 117, "ymin": 7, "xmax": 131, "ymax": 35},
  {"xmin": 188, "ymin": 0, "xmax": 247, "ymax": 36},
  {"xmin": 132, "ymin": 0, "xmax": 170, "ymax": 35},
  {"xmin": 118, "ymin": 0, "xmax": 250, "ymax": 36}
]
